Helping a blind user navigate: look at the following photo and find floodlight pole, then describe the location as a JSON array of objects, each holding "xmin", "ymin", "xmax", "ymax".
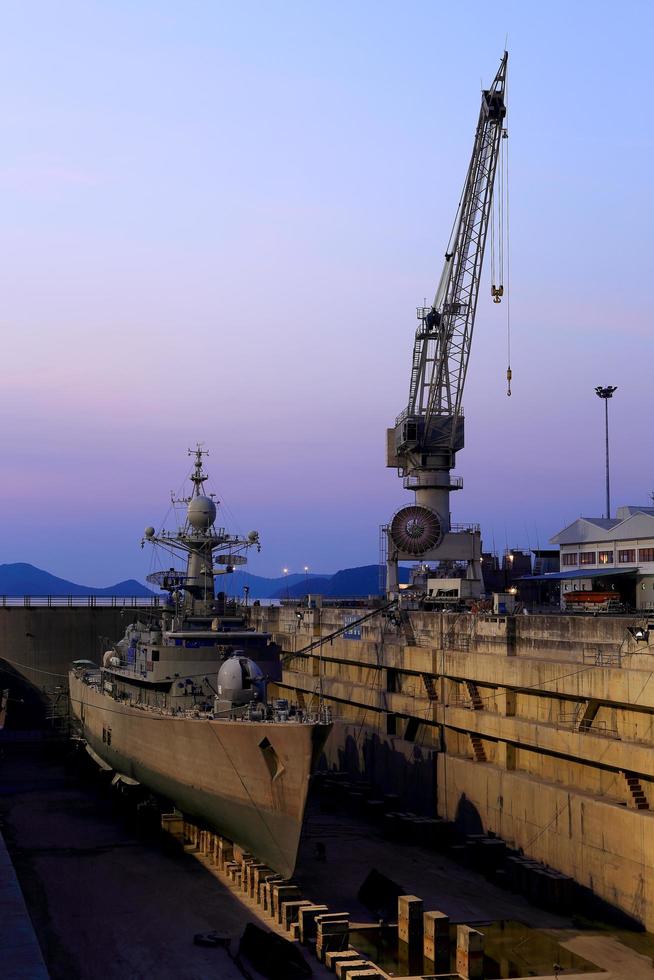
[{"xmin": 595, "ymin": 386, "xmax": 617, "ymax": 519}]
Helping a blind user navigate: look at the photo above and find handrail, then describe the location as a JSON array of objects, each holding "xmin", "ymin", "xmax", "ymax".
[{"xmin": 0, "ymin": 595, "xmax": 161, "ymax": 608}]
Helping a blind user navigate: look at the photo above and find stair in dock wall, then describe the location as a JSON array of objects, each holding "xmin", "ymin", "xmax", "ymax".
[
  {"xmin": 421, "ymin": 673, "xmax": 438, "ymax": 702},
  {"xmin": 624, "ymin": 772, "xmax": 650, "ymax": 810},
  {"xmin": 469, "ymin": 734, "xmax": 487, "ymax": 763},
  {"xmin": 464, "ymin": 679, "xmax": 484, "ymax": 710}
]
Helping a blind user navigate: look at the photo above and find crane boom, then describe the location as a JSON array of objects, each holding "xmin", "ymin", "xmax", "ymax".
[
  {"xmin": 405, "ymin": 52, "xmax": 507, "ymax": 449},
  {"xmin": 384, "ymin": 53, "xmax": 508, "ymax": 596}
]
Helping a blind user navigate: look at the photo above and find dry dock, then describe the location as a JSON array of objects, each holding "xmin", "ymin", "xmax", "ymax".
[
  {"xmin": 254, "ymin": 603, "xmax": 654, "ymax": 933},
  {"xmin": 3, "ymin": 737, "xmax": 654, "ymax": 978},
  {"xmin": 0, "ymin": 741, "xmax": 327, "ymax": 979}
]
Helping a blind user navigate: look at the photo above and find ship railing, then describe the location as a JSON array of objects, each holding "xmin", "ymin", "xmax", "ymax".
[{"xmin": 0, "ymin": 596, "xmax": 161, "ymax": 609}]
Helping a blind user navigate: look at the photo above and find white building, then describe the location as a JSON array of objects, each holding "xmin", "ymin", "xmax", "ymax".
[{"xmin": 550, "ymin": 506, "xmax": 654, "ymax": 610}]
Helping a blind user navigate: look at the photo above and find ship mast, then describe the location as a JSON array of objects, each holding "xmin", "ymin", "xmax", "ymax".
[{"xmin": 144, "ymin": 445, "xmax": 260, "ymax": 613}]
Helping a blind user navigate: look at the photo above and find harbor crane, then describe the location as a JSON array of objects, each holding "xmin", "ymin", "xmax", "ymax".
[{"xmin": 385, "ymin": 52, "xmax": 508, "ymax": 596}]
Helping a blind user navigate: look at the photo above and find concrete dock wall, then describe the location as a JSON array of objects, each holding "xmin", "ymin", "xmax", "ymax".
[
  {"xmin": 439, "ymin": 754, "xmax": 652, "ymax": 925},
  {"xmin": 263, "ymin": 603, "xmax": 654, "ymax": 929},
  {"xmin": 0, "ymin": 607, "xmax": 145, "ymax": 692}
]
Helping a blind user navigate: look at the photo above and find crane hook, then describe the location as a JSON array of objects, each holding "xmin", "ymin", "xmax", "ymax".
[
  {"xmin": 506, "ymin": 365, "xmax": 512, "ymax": 397},
  {"xmin": 492, "ymin": 284, "xmax": 504, "ymax": 303}
]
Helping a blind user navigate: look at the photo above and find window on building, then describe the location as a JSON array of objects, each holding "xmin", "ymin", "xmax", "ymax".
[
  {"xmin": 579, "ymin": 551, "xmax": 596, "ymax": 565},
  {"xmin": 598, "ymin": 551, "xmax": 614, "ymax": 565},
  {"xmin": 639, "ymin": 548, "xmax": 654, "ymax": 562},
  {"xmin": 618, "ymin": 549, "xmax": 636, "ymax": 563},
  {"xmin": 562, "ymin": 552, "xmax": 578, "ymax": 566}
]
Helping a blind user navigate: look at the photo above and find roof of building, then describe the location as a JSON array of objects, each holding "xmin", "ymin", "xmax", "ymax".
[
  {"xmin": 519, "ymin": 566, "xmax": 637, "ymax": 582},
  {"xmin": 617, "ymin": 506, "xmax": 654, "ymax": 519},
  {"xmin": 550, "ymin": 508, "xmax": 654, "ymax": 546}
]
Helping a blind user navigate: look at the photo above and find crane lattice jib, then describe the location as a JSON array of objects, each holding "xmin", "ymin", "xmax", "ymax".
[{"xmin": 407, "ymin": 53, "xmax": 507, "ymax": 450}]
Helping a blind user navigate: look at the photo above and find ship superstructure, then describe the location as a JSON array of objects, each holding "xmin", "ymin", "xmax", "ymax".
[
  {"xmin": 70, "ymin": 447, "xmax": 331, "ymax": 876},
  {"xmin": 98, "ymin": 446, "xmax": 274, "ymax": 710}
]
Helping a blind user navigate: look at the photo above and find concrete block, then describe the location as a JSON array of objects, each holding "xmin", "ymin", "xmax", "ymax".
[
  {"xmin": 217, "ymin": 838, "xmax": 233, "ymax": 871},
  {"xmin": 272, "ymin": 883, "xmax": 301, "ymax": 921},
  {"xmin": 282, "ymin": 899, "xmax": 313, "ymax": 931},
  {"xmin": 257, "ymin": 870, "xmax": 281, "ymax": 905},
  {"xmin": 456, "ymin": 924, "xmax": 484, "ymax": 979},
  {"xmin": 160, "ymin": 812, "xmax": 184, "ymax": 841},
  {"xmin": 262, "ymin": 876, "xmax": 285, "ymax": 912},
  {"xmin": 424, "ymin": 909, "xmax": 449, "ymax": 966},
  {"xmin": 205, "ymin": 832, "xmax": 218, "ymax": 863},
  {"xmin": 397, "ymin": 894, "xmax": 423, "ymax": 947},
  {"xmin": 335, "ymin": 958, "xmax": 369, "ymax": 978},
  {"xmin": 316, "ymin": 915, "xmax": 349, "ymax": 962},
  {"xmin": 364, "ymin": 799, "xmax": 385, "ymax": 822},
  {"xmin": 316, "ymin": 913, "xmax": 349, "ymax": 933},
  {"xmin": 325, "ymin": 948, "xmax": 360, "ymax": 970},
  {"xmin": 298, "ymin": 903, "xmax": 328, "ymax": 944},
  {"xmin": 240, "ymin": 857, "xmax": 257, "ymax": 892},
  {"xmin": 245, "ymin": 862, "xmax": 266, "ymax": 897},
  {"xmin": 250, "ymin": 865, "xmax": 272, "ymax": 901}
]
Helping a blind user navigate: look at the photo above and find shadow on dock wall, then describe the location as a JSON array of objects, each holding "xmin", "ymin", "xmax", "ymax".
[
  {"xmin": 454, "ymin": 793, "xmax": 484, "ymax": 836},
  {"xmin": 319, "ymin": 721, "xmax": 437, "ymax": 814}
]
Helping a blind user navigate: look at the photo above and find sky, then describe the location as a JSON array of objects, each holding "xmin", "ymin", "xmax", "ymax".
[{"xmin": 0, "ymin": 0, "xmax": 652, "ymax": 585}]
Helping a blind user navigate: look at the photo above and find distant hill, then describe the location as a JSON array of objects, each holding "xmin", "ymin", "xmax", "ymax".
[
  {"xmin": 0, "ymin": 562, "xmax": 410, "ymax": 601},
  {"xmin": 0, "ymin": 563, "xmax": 155, "ymax": 597},
  {"xmin": 220, "ymin": 571, "xmax": 326, "ymax": 600},
  {"xmin": 271, "ymin": 564, "xmax": 411, "ymax": 599}
]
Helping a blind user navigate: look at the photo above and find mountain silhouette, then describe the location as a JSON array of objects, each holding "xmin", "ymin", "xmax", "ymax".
[{"xmin": 0, "ymin": 563, "xmax": 155, "ymax": 597}]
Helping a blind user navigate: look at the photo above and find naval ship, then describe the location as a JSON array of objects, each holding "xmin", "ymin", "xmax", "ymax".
[{"xmin": 69, "ymin": 447, "xmax": 331, "ymax": 877}]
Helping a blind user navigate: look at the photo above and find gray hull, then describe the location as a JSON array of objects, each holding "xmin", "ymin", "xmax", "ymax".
[{"xmin": 70, "ymin": 674, "xmax": 330, "ymax": 877}]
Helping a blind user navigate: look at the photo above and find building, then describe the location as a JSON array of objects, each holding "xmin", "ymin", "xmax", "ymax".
[{"xmin": 549, "ymin": 505, "xmax": 654, "ymax": 610}]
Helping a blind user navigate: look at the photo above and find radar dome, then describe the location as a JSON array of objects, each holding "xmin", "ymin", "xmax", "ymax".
[
  {"xmin": 217, "ymin": 655, "xmax": 266, "ymax": 706},
  {"xmin": 187, "ymin": 495, "xmax": 217, "ymax": 529}
]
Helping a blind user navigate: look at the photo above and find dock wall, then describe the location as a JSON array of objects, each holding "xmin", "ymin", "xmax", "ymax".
[
  {"xmin": 0, "ymin": 607, "xmax": 146, "ymax": 692},
  {"xmin": 260, "ymin": 603, "xmax": 654, "ymax": 929}
]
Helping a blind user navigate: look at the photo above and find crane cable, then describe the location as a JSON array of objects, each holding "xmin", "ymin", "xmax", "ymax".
[
  {"xmin": 505, "ymin": 110, "xmax": 512, "ymax": 397},
  {"xmin": 490, "ymin": 123, "xmax": 505, "ymax": 304},
  {"xmin": 489, "ymin": 66, "xmax": 512, "ymax": 397}
]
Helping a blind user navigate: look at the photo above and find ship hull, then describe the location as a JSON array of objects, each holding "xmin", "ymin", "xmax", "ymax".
[{"xmin": 69, "ymin": 674, "xmax": 330, "ymax": 877}]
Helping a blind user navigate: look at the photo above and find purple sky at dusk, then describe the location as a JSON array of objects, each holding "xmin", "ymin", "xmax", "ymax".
[{"xmin": 1, "ymin": 1, "xmax": 652, "ymax": 586}]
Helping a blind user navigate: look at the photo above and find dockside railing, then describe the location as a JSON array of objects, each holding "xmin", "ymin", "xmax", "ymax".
[{"xmin": 0, "ymin": 596, "xmax": 161, "ymax": 608}]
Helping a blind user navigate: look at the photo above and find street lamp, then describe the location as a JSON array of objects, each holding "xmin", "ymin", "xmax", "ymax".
[{"xmin": 595, "ymin": 385, "xmax": 617, "ymax": 519}]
